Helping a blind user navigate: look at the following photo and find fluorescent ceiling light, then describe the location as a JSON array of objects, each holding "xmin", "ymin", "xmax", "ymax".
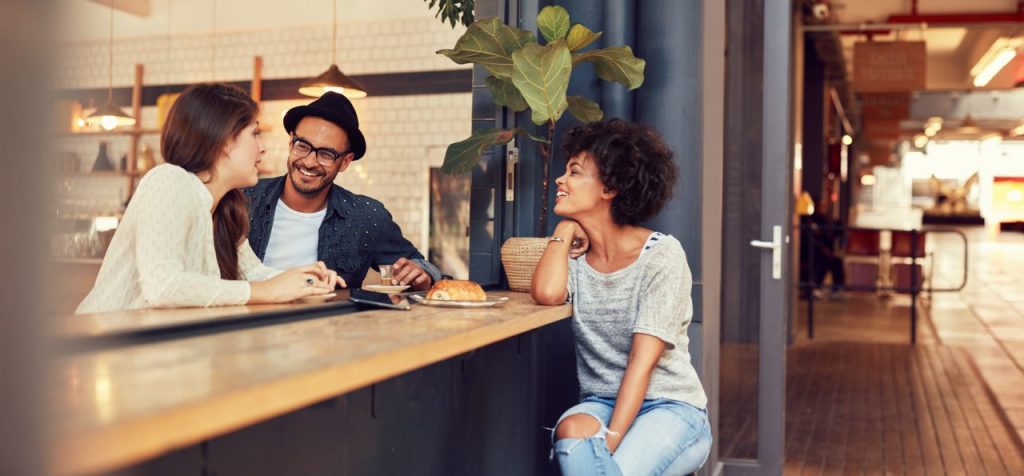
[{"xmin": 971, "ymin": 37, "xmax": 1022, "ymax": 87}]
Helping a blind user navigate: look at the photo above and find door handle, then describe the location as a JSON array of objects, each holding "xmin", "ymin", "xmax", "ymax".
[{"xmin": 750, "ymin": 225, "xmax": 783, "ymax": 280}]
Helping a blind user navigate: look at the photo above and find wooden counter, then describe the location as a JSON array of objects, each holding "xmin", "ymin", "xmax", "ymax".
[
  {"xmin": 61, "ymin": 290, "xmax": 356, "ymax": 339},
  {"xmin": 52, "ymin": 291, "xmax": 571, "ymax": 475}
]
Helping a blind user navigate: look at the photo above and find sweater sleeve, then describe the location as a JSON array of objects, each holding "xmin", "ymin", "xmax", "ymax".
[
  {"xmin": 132, "ymin": 167, "xmax": 252, "ymax": 307},
  {"xmin": 632, "ymin": 242, "xmax": 693, "ymax": 349},
  {"xmin": 239, "ymin": 239, "xmax": 282, "ymax": 281}
]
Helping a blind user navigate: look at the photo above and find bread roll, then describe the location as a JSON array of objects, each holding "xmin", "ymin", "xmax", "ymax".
[{"xmin": 426, "ymin": 280, "xmax": 486, "ymax": 301}]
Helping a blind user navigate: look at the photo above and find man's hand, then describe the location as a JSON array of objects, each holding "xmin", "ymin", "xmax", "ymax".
[{"xmin": 391, "ymin": 258, "xmax": 432, "ymax": 291}]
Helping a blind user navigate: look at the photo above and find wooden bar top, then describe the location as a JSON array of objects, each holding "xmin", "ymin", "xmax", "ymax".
[
  {"xmin": 52, "ymin": 291, "xmax": 571, "ymax": 475},
  {"xmin": 61, "ymin": 290, "xmax": 356, "ymax": 339}
]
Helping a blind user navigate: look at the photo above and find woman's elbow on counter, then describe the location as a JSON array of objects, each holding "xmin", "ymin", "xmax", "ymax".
[
  {"xmin": 138, "ymin": 275, "xmax": 181, "ymax": 308},
  {"xmin": 530, "ymin": 287, "xmax": 567, "ymax": 306}
]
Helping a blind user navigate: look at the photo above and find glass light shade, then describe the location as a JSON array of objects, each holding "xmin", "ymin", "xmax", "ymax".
[
  {"xmin": 85, "ymin": 101, "xmax": 136, "ymax": 131},
  {"xmin": 298, "ymin": 64, "xmax": 367, "ymax": 99}
]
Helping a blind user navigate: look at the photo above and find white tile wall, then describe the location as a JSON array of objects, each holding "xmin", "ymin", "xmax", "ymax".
[
  {"xmin": 55, "ymin": 17, "xmax": 473, "ymax": 255},
  {"xmin": 54, "ymin": 17, "xmax": 467, "ymax": 88}
]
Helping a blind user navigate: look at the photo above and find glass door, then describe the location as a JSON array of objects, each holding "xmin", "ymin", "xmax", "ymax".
[{"xmin": 718, "ymin": 0, "xmax": 790, "ymax": 474}]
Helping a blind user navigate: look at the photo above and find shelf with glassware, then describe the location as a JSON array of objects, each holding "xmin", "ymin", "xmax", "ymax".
[
  {"xmin": 57, "ymin": 64, "xmax": 155, "ymax": 211},
  {"xmin": 53, "ymin": 58, "xmax": 268, "ymax": 265},
  {"xmin": 52, "ymin": 64, "xmax": 154, "ymax": 264}
]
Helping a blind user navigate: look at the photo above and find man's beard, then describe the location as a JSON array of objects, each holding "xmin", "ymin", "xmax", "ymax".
[{"xmin": 289, "ymin": 163, "xmax": 332, "ymax": 195}]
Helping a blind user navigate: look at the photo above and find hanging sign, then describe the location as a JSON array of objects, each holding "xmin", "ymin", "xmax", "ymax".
[{"xmin": 854, "ymin": 41, "xmax": 926, "ymax": 92}]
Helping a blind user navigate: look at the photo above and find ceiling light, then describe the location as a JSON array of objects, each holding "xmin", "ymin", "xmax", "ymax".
[
  {"xmin": 924, "ymin": 116, "xmax": 942, "ymax": 137},
  {"xmin": 958, "ymin": 114, "xmax": 980, "ymax": 134},
  {"xmin": 971, "ymin": 37, "xmax": 1022, "ymax": 87},
  {"xmin": 85, "ymin": 3, "xmax": 135, "ymax": 131},
  {"xmin": 913, "ymin": 134, "xmax": 929, "ymax": 149},
  {"xmin": 981, "ymin": 133, "xmax": 1003, "ymax": 146},
  {"xmin": 299, "ymin": 0, "xmax": 366, "ymax": 98}
]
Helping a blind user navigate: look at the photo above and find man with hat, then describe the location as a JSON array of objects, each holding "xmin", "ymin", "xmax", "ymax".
[{"xmin": 244, "ymin": 92, "xmax": 440, "ymax": 291}]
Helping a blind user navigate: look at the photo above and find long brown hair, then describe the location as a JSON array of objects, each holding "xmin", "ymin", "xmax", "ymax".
[{"xmin": 161, "ymin": 83, "xmax": 258, "ymax": 280}]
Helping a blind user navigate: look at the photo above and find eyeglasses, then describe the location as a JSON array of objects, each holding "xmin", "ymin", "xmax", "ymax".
[{"xmin": 289, "ymin": 137, "xmax": 351, "ymax": 167}]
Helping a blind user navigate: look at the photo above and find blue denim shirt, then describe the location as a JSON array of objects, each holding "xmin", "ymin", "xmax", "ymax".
[{"xmin": 244, "ymin": 176, "xmax": 440, "ymax": 288}]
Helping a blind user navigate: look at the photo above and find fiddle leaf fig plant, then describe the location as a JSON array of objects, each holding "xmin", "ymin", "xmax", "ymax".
[
  {"xmin": 424, "ymin": 0, "xmax": 476, "ymax": 28},
  {"xmin": 437, "ymin": 6, "xmax": 646, "ymax": 234}
]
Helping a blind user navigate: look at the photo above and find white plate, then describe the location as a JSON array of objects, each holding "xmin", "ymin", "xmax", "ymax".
[
  {"xmin": 363, "ymin": 284, "xmax": 411, "ymax": 294},
  {"xmin": 409, "ymin": 294, "xmax": 510, "ymax": 308},
  {"xmin": 295, "ymin": 292, "xmax": 337, "ymax": 303}
]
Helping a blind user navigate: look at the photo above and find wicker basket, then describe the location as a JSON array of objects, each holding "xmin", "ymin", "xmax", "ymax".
[{"xmin": 500, "ymin": 237, "xmax": 549, "ymax": 292}]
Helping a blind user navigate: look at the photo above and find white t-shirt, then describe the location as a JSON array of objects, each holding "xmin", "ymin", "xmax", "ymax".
[{"xmin": 262, "ymin": 199, "xmax": 327, "ymax": 269}]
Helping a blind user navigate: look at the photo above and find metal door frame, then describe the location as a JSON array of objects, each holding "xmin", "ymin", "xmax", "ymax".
[{"xmin": 722, "ymin": 0, "xmax": 791, "ymax": 474}]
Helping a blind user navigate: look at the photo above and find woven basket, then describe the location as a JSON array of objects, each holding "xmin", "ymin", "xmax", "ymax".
[{"xmin": 500, "ymin": 237, "xmax": 549, "ymax": 292}]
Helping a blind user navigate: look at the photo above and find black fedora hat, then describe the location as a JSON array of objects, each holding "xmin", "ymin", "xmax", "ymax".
[{"xmin": 283, "ymin": 92, "xmax": 367, "ymax": 160}]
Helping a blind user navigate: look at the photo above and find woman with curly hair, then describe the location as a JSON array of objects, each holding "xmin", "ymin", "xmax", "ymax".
[{"xmin": 532, "ymin": 119, "xmax": 711, "ymax": 475}]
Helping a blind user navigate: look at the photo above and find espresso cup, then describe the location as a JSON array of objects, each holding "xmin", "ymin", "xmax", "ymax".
[{"xmin": 379, "ymin": 264, "xmax": 394, "ymax": 286}]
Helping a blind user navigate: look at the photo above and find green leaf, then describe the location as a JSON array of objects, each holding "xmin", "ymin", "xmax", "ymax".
[
  {"xmin": 437, "ymin": 17, "xmax": 537, "ymax": 80},
  {"xmin": 537, "ymin": 6, "xmax": 571, "ymax": 43},
  {"xmin": 573, "ymin": 46, "xmax": 646, "ymax": 90},
  {"xmin": 567, "ymin": 96, "xmax": 604, "ymax": 123},
  {"xmin": 485, "ymin": 76, "xmax": 529, "ymax": 112},
  {"xmin": 566, "ymin": 24, "xmax": 602, "ymax": 52},
  {"xmin": 441, "ymin": 128, "xmax": 518, "ymax": 174},
  {"xmin": 424, "ymin": 0, "xmax": 476, "ymax": 28},
  {"xmin": 511, "ymin": 39, "xmax": 572, "ymax": 126},
  {"xmin": 515, "ymin": 128, "xmax": 550, "ymax": 144}
]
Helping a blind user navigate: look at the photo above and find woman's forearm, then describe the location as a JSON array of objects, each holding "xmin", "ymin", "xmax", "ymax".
[
  {"xmin": 530, "ymin": 224, "xmax": 577, "ymax": 305},
  {"xmin": 607, "ymin": 364, "xmax": 653, "ymax": 446},
  {"xmin": 606, "ymin": 333, "xmax": 666, "ymax": 452}
]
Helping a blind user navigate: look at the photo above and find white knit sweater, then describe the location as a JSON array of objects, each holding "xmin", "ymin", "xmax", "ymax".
[{"xmin": 76, "ymin": 164, "xmax": 281, "ymax": 314}]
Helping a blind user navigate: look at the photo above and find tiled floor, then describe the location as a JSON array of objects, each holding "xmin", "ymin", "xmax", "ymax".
[
  {"xmin": 784, "ymin": 342, "xmax": 1023, "ymax": 475},
  {"xmin": 781, "ymin": 226, "xmax": 1024, "ymax": 473},
  {"xmin": 928, "ymin": 227, "xmax": 1024, "ymax": 446}
]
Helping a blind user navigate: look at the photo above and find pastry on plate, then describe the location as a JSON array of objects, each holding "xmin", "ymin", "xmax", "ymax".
[{"xmin": 425, "ymin": 279, "xmax": 486, "ymax": 301}]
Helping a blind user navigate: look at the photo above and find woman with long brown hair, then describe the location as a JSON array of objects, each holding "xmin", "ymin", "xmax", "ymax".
[{"xmin": 77, "ymin": 83, "xmax": 339, "ymax": 314}]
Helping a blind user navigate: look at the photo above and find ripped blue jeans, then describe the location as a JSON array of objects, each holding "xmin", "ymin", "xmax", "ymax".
[{"xmin": 550, "ymin": 396, "xmax": 712, "ymax": 476}]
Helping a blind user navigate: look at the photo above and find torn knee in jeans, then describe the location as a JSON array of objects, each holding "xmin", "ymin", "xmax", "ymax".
[
  {"xmin": 550, "ymin": 414, "xmax": 620, "ymax": 460},
  {"xmin": 554, "ymin": 413, "xmax": 611, "ymax": 440}
]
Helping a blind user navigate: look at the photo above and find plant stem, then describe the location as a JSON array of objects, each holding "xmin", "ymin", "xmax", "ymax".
[{"xmin": 539, "ymin": 120, "xmax": 556, "ymax": 236}]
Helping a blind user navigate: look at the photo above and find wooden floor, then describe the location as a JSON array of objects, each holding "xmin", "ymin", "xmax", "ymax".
[{"xmin": 784, "ymin": 342, "xmax": 1023, "ymax": 475}]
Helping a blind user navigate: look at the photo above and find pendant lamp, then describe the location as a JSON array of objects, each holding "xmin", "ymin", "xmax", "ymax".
[
  {"xmin": 299, "ymin": 0, "xmax": 367, "ymax": 98},
  {"xmin": 85, "ymin": 1, "xmax": 136, "ymax": 131}
]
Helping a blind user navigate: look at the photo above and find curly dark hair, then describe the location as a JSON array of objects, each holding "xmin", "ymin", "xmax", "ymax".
[{"xmin": 562, "ymin": 119, "xmax": 678, "ymax": 226}]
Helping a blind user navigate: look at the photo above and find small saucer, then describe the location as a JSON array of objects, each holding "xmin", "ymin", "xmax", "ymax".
[{"xmin": 363, "ymin": 284, "xmax": 411, "ymax": 294}]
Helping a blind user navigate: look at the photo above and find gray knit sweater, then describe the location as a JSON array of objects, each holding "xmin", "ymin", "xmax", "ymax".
[{"xmin": 567, "ymin": 233, "xmax": 707, "ymax": 408}]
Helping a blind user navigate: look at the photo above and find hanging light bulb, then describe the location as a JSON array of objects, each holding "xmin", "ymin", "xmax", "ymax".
[
  {"xmin": 299, "ymin": 0, "xmax": 367, "ymax": 98},
  {"xmin": 85, "ymin": 2, "xmax": 136, "ymax": 131}
]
